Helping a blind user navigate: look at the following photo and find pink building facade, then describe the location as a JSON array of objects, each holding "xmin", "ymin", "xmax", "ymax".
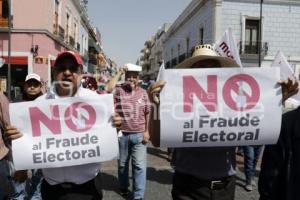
[{"xmin": 0, "ymin": 0, "xmax": 96, "ymax": 101}]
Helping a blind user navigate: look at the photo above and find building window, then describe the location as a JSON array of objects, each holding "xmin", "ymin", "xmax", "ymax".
[
  {"xmin": 199, "ymin": 27, "xmax": 204, "ymax": 45},
  {"xmin": 66, "ymin": 13, "xmax": 70, "ymax": 43},
  {"xmin": 0, "ymin": 0, "xmax": 9, "ymax": 27},
  {"xmin": 186, "ymin": 37, "xmax": 190, "ymax": 58},
  {"xmin": 53, "ymin": 0, "xmax": 59, "ymax": 34},
  {"xmin": 245, "ymin": 19, "xmax": 260, "ymax": 54}
]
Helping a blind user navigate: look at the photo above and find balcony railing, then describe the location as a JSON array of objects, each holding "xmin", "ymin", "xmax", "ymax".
[
  {"xmin": 58, "ymin": 26, "xmax": 65, "ymax": 40},
  {"xmin": 239, "ymin": 41, "xmax": 269, "ymax": 57}
]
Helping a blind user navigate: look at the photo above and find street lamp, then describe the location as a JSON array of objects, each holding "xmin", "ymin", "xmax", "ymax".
[{"xmin": 258, "ymin": 0, "xmax": 263, "ymax": 67}]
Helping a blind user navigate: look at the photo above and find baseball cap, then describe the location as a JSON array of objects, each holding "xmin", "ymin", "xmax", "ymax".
[
  {"xmin": 54, "ymin": 51, "xmax": 83, "ymax": 67},
  {"xmin": 25, "ymin": 73, "xmax": 41, "ymax": 83},
  {"xmin": 125, "ymin": 63, "xmax": 142, "ymax": 72}
]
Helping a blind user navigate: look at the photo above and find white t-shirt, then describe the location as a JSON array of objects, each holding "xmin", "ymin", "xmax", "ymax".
[{"xmin": 37, "ymin": 86, "xmax": 101, "ymax": 185}]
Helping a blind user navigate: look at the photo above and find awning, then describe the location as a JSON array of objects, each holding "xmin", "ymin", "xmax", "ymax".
[{"xmin": 1, "ymin": 56, "xmax": 28, "ymax": 65}]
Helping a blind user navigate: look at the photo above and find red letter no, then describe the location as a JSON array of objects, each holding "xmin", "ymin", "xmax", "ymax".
[
  {"xmin": 183, "ymin": 75, "xmax": 217, "ymax": 112},
  {"xmin": 29, "ymin": 105, "xmax": 61, "ymax": 137}
]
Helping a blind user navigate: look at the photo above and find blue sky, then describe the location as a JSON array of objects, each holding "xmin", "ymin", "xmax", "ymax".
[{"xmin": 87, "ymin": 0, "xmax": 191, "ymax": 66}]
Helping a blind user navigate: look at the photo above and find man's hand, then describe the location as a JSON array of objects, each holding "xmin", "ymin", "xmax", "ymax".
[
  {"xmin": 279, "ymin": 78, "xmax": 299, "ymax": 103},
  {"xmin": 5, "ymin": 126, "xmax": 22, "ymax": 140},
  {"xmin": 147, "ymin": 80, "xmax": 166, "ymax": 104},
  {"xmin": 142, "ymin": 130, "xmax": 150, "ymax": 145},
  {"xmin": 118, "ymin": 66, "xmax": 128, "ymax": 75},
  {"xmin": 112, "ymin": 113, "xmax": 122, "ymax": 129}
]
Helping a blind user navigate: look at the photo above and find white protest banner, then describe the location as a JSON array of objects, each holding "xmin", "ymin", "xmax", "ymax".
[
  {"xmin": 10, "ymin": 94, "xmax": 118, "ymax": 170},
  {"xmin": 271, "ymin": 50, "xmax": 300, "ymax": 104},
  {"xmin": 214, "ymin": 28, "xmax": 243, "ymax": 68},
  {"xmin": 160, "ymin": 67, "xmax": 281, "ymax": 147}
]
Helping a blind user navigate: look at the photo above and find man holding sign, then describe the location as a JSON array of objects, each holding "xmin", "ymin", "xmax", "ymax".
[
  {"xmin": 148, "ymin": 44, "xmax": 298, "ymax": 200},
  {"xmin": 5, "ymin": 51, "xmax": 122, "ymax": 200}
]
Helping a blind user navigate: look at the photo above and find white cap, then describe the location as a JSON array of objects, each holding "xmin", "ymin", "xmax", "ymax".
[
  {"xmin": 25, "ymin": 73, "xmax": 41, "ymax": 83},
  {"xmin": 125, "ymin": 63, "xmax": 142, "ymax": 72}
]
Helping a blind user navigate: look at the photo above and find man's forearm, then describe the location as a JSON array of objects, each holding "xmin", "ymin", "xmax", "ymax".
[{"xmin": 105, "ymin": 71, "xmax": 123, "ymax": 93}]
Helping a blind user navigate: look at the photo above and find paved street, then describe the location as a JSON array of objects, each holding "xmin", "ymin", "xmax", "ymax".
[{"xmin": 101, "ymin": 146, "xmax": 260, "ymax": 200}]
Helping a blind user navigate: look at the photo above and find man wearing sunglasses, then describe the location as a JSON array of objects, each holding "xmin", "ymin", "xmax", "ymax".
[{"xmin": 5, "ymin": 51, "xmax": 122, "ymax": 200}]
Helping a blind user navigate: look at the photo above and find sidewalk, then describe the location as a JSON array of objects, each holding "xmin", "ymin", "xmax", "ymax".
[{"xmin": 100, "ymin": 146, "xmax": 260, "ymax": 200}]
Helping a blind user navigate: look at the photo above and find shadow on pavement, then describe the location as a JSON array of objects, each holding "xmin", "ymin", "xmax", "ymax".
[
  {"xmin": 100, "ymin": 172, "xmax": 119, "ymax": 193},
  {"xmin": 147, "ymin": 147, "xmax": 169, "ymax": 161},
  {"xmin": 235, "ymin": 174, "xmax": 246, "ymax": 189},
  {"xmin": 146, "ymin": 167, "xmax": 173, "ymax": 185}
]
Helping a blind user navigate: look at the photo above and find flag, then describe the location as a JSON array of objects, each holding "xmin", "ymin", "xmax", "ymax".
[
  {"xmin": 271, "ymin": 50, "xmax": 300, "ymax": 105},
  {"xmin": 271, "ymin": 50, "xmax": 296, "ymax": 80},
  {"xmin": 156, "ymin": 61, "xmax": 165, "ymax": 82},
  {"xmin": 214, "ymin": 28, "xmax": 243, "ymax": 68}
]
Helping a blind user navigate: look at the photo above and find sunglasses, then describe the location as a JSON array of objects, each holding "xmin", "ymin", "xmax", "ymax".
[{"xmin": 55, "ymin": 64, "xmax": 81, "ymax": 73}]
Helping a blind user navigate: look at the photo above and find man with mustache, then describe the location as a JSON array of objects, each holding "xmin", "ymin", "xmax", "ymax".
[
  {"xmin": 114, "ymin": 64, "xmax": 151, "ymax": 200},
  {"xmin": 5, "ymin": 51, "xmax": 122, "ymax": 200}
]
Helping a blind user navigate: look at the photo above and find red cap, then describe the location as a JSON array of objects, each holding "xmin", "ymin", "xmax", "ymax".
[{"xmin": 54, "ymin": 51, "xmax": 83, "ymax": 67}]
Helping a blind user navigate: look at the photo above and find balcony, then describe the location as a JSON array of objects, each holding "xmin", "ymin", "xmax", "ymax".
[
  {"xmin": 0, "ymin": 18, "xmax": 8, "ymax": 28},
  {"xmin": 69, "ymin": 36, "xmax": 75, "ymax": 47},
  {"xmin": 239, "ymin": 41, "xmax": 269, "ymax": 59},
  {"xmin": 58, "ymin": 26, "xmax": 65, "ymax": 41}
]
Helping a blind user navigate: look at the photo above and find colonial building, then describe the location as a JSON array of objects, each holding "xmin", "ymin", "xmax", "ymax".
[
  {"xmin": 163, "ymin": 0, "xmax": 300, "ymax": 77},
  {"xmin": 0, "ymin": 0, "xmax": 102, "ymax": 100},
  {"xmin": 138, "ymin": 23, "xmax": 171, "ymax": 78}
]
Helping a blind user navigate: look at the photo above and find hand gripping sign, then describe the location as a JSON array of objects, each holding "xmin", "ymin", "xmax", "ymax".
[
  {"xmin": 160, "ymin": 67, "xmax": 282, "ymax": 147},
  {"xmin": 10, "ymin": 94, "xmax": 118, "ymax": 170}
]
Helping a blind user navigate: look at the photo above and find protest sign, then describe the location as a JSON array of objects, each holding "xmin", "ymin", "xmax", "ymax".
[
  {"xmin": 160, "ymin": 67, "xmax": 281, "ymax": 147},
  {"xmin": 10, "ymin": 94, "xmax": 118, "ymax": 170}
]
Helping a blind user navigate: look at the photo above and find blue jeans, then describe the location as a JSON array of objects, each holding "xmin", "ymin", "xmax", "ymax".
[
  {"xmin": 11, "ymin": 169, "xmax": 43, "ymax": 200},
  {"xmin": 243, "ymin": 145, "xmax": 262, "ymax": 184},
  {"xmin": 118, "ymin": 132, "xmax": 147, "ymax": 199}
]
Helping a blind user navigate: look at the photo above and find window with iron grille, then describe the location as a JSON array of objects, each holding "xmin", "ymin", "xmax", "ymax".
[{"xmin": 245, "ymin": 19, "xmax": 260, "ymax": 54}]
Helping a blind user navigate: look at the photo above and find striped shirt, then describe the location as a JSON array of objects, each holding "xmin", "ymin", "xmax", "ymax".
[{"xmin": 115, "ymin": 84, "xmax": 151, "ymax": 132}]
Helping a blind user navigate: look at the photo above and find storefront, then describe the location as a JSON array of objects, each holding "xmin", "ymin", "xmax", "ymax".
[{"xmin": 0, "ymin": 56, "xmax": 28, "ymax": 101}]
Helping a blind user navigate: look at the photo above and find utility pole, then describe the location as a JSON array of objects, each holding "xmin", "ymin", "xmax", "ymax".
[
  {"xmin": 258, "ymin": 0, "xmax": 263, "ymax": 67},
  {"xmin": 7, "ymin": 0, "xmax": 11, "ymax": 100}
]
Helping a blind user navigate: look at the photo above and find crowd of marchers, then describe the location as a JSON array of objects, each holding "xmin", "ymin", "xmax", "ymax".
[{"xmin": 0, "ymin": 44, "xmax": 299, "ymax": 200}]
